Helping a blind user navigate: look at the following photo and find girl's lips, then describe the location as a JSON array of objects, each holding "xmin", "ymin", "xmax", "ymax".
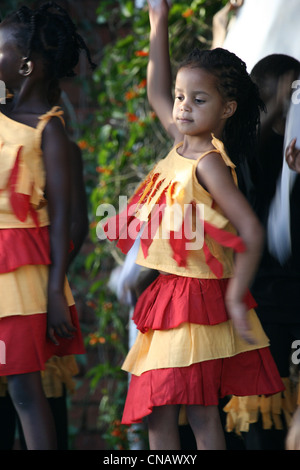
[{"xmin": 178, "ymin": 116, "xmax": 192, "ymax": 123}]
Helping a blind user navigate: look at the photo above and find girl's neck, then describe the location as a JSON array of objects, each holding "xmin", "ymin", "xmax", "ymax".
[
  {"xmin": 8, "ymin": 84, "xmax": 50, "ymax": 116},
  {"xmin": 179, "ymin": 133, "xmax": 219, "ymax": 159}
]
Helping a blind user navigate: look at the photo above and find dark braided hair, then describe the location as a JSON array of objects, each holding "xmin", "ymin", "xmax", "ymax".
[
  {"xmin": 178, "ymin": 47, "xmax": 265, "ymax": 166},
  {"xmin": 1, "ymin": 2, "xmax": 96, "ymax": 79}
]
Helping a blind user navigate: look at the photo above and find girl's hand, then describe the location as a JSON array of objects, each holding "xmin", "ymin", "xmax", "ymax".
[
  {"xmin": 286, "ymin": 138, "xmax": 300, "ymax": 173},
  {"xmin": 148, "ymin": 0, "xmax": 170, "ymax": 23},
  {"xmin": 225, "ymin": 295, "xmax": 256, "ymax": 345},
  {"xmin": 47, "ymin": 291, "xmax": 77, "ymax": 345},
  {"xmin": 229, "ymin": 0, "xmax": 244, "ymax": 9}
]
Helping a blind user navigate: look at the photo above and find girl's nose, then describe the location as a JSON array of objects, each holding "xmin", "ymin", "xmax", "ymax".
[{"xmin": 180, "ymin": 99, "xmax": 191, "ymax": 111}]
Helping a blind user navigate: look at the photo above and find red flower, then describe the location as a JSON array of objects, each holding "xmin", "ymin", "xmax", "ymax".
[
  {"xmin": 96, "ymin": 166, "xmax": 113, "ymax": 175},
  {"xmin": 182, "ymin": 8, "xmax": 194, "ymax": 18},
  {"xmin": 78, "ymin": 140, "xmax": 88, "ymax": 149},
  {"xmin": 137, "ymin": 78, "xmax": 147, "ymax": 89},
  {"xmin": 135, "ymin": 50, "xmax": 149, "ymax": 57},
  {"xmin": 126, "ymin": 112, "xmax": 139, "ymax": 122},
  {"xmin": 125, "ymin": 90, "xmax": 138, "ymax": 100}
]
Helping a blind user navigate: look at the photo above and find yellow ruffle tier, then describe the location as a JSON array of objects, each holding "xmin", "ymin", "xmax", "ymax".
[
  {"xmin": 122, "ymin": 309, "xmax": 270, "ymax": 376},
  {"xmin": 0, "ymin": 265, "xmax": 74, "ymax": 318}
]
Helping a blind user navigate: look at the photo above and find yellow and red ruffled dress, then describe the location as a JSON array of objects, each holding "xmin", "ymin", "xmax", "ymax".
[
  {"xmin": 104, "ymin": 135, "xmax": 284, "ymax": 425},
  {"xmin": 0, "ymin": 107, "xmax": 85, "ymax": 377}
]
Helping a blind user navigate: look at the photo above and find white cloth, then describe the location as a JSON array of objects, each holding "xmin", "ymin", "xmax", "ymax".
[
  {"xmin": 223, "ymin": 0, "xmax": 300, "ymax": 71},
  {"xmin": 222, "ymin": 0, "xmax": 300, "ymax": 263},
  {"xmin": 267, "ymin": 97, "xmax": 300, "ymax": 264},
  {"xmin": 108, "ymin": 235, "xmax": 142, "ymax": 306}
]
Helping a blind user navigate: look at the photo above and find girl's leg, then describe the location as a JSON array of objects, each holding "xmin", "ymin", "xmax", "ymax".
[
  {"xmin": 0, "ymin": 394, "xmax": 17, "ymax": 449},
  {"xmin": 186, "ymin": 404, "xmax": 226, "ymax": 450},
  {"xmin": 147, "ymin": 405, "xmax": 181, "ymax": 450},
  {"xmin": 7, "ymin": 371, "xmax": 57, "ymax": 450}
]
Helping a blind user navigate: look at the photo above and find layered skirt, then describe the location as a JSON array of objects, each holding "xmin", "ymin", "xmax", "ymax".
[
  {"xmin": 121, "ymin": 274, "xmax": 285, "ymax": 424},
  {"xmin": 0, "ymin": 226, "xmax": 85, "ymax": 376}
]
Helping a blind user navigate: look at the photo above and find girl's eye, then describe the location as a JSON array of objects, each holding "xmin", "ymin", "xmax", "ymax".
[
  {"xmin": 195, "ymin": 98, "xmax": 205, "ymax": 104},
  {"xmin": 176, "ymin": 95, "xmax": 184, "ymax": 101}
]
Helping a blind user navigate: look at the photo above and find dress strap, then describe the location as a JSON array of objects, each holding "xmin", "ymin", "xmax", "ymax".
[
  {"xmin": 196, "ymin": 134, "xmax": 238, "ymax": 186},
  {"xmin": 211, "ymin": 133, "xmax": 236, "ymax": 169},
  {"xmin": 35, "ymin": 106, "xmax": 65, "ymax": 150},
  {"xmin": 37, "ymin": 105, "xmax": 65, "ymax": 129},
  {"xmin": 196, "ymin": 134, "xmax": 236, "ymax": 168}
]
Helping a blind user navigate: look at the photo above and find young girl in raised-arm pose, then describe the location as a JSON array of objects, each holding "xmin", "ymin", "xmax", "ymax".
[
  {"xmin": 103, "ymin": 0, "xmax": 284, "ymax": 450},
  {"xmin": 0, "ymin": 2, "xmax": 95, "ymax": 449}
]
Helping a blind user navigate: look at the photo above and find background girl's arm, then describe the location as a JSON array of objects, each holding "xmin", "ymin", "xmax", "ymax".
[
  {"xmin": 42, "ymin": 117, "xmax": 76, "ymax": 344},
  {"xmin": 286, "ymin": 137, "xmax": 300, "ymax": 172},
  {"xmin": 197, "ymin": 153, "xmax": 264, "ymax": 343},
  {"xmin": 147, "ymin": 0, "xmax": 182, "ymax": 143}
]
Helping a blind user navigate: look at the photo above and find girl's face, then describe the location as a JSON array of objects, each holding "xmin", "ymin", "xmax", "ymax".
[
  {"xmin": 173, "ymin": 67, "xmax": 234, "ymax": 139},
  {"xmin": 0, "ymin": 25, "xmax": 23, "ymax": 89}
]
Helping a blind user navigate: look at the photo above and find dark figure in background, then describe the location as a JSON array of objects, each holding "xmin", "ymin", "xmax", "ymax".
[{"xmin": 225, "ymin": 54, "xmax": 300, "ymax": 450}]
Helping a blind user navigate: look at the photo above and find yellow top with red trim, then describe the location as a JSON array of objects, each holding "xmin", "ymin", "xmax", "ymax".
[
  {"xmin": 0, "ymin": 106, "xmax": 64, "ymax": 228},
  {"xmin": 104, "ymin": 134, "xmax": 245, "ymax": 279}
]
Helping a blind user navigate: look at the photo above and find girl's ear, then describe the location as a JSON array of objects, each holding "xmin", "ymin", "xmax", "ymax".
[
  {"xmin": 19, "ymin": 57, "xmax": 34, "ymax": 77},
  {"xmin": 223, "ymin": 100, "xmax": 237, "ymax": 119}
]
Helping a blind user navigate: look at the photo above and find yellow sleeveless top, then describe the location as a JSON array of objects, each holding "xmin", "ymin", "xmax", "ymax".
[
  {"xmin": 0, "ymin": 106, "xmax": 75, "ymax": 318},
  {"xmin": 130, "ymin": 134, "xmax": 243, "ymax": 279},
  {"xmin": 0, "ymin": 106, "xmax": 64, "ymax": 228}
]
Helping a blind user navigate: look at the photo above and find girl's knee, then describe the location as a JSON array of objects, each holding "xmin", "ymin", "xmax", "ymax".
[
  {"xmin": 148, "ymin": 405, "xmax": 180, "ymax": 429},
  {"xmin": 7, "ymin": 372, "xmax": 43, "ymax": 408},
  {"xmin": 186, "ymin": 404, "xmax": 219, "ymax": 427}
]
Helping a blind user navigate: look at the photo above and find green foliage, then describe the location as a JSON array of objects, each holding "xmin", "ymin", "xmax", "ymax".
[{"xmin": 82, "ymin": 0, "xmax": 226, "ymax": 450}]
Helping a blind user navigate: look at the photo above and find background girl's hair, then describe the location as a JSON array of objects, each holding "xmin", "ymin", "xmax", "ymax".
[
  {"xmin": 1, "ymin": 1, "xmax": 96, "ymax": 79},
  {"xmin": 250, "ymin": 53, "xmax": 300, "ymax": 102},
  {"xmin": 179, "ymin": 47, "xmax": 265, "ymax": 166}
]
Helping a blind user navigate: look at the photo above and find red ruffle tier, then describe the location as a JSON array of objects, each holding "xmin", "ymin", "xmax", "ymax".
[
  {"xmin": 0, "ymin": 305, "xmax": 85, "ymax": 375},
  {"xmin": 132, "ymin": 274, "xmax": 257, "ymax": 333},
  {"xmin": 122, "ymin": 348, "xmax": 285, "ymax": 424},
  {"xmin": 0, "ymin": 226, "xmax": 51, "ymax": 273}
]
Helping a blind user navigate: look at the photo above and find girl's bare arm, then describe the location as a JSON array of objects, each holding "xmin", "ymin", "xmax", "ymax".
[
  {"xmin": 147, "ymin": 0, "xmax": 182, "ymax": 143},
  {"xmin": 197, "ymin": 153, "xmax": 264, "ymax": 343},
  {"xmin": 42, "ymin": 117, "xmax": 76, "ymax": 343}
]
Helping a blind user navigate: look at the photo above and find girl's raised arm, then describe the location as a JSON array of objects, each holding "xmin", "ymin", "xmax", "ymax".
[{"xmin": 147, "ymin": 0, "xmax": 182, "ymax": 143}]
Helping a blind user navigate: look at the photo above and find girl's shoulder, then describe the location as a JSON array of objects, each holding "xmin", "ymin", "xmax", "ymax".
[
  {"xmin": 196, "ymin": 135, "xmax": 238, "ymax": 191},
  {"xmin": 197, "ymin": 134, "xmax": 236, "ymax": 169},
  {"xmin": 0, "ymin": 105, "xmax": 64, "ymax": 131}
]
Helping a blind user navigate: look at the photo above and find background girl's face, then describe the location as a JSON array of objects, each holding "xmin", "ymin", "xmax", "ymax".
[
  {"xmin": 0, "ymin": 25, "xmax": 23, "ymax": 89},
  {"xmin": 172, "ymin": 67, "xmax": 230, "ymax": 138}
]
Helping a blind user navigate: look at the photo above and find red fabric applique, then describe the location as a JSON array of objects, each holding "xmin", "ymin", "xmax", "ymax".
[
  {"xmin": 140, "ymin": 192, "xmax": 167, "ymax": 258},
  {"xmin": 9, "ymin": 146, "xmax": 30, "ymax": 222}
]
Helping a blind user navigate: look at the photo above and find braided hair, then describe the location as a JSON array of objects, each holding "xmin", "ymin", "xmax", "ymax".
[
  {"xmin": 178, "ymin": 47, "xmax": 265, "ymax": 166},
  {"xmin": 1, "ymin": 2, "xmax": 96, "ymax": 79}
]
